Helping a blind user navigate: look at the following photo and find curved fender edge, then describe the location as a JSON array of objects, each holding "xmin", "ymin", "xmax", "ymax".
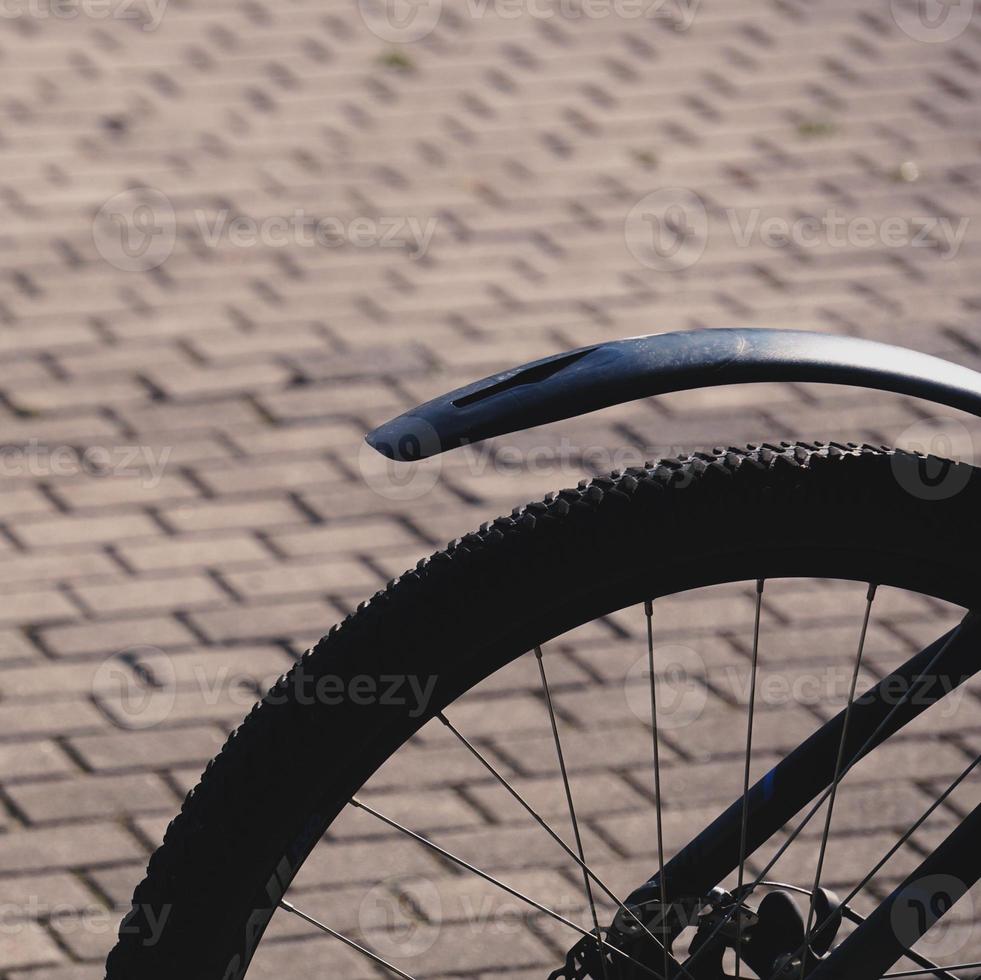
[{"xmin": 366, "ymin": 328, "xmax": 981, "ymax": 461}]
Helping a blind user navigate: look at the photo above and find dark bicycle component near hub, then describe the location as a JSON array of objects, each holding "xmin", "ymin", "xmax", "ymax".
[
  {"xmin": 107, "ymin": 330, "xmax": 981, "ymax": 980},
  {"xmin": 550, "ymin": 884, "xmax": 844, "ymax": 980}
]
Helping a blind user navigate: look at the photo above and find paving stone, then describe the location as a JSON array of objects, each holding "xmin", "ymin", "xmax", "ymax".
[
  {"xmin": 71, "ymin": 574, "xmax": 229, "ymax": 617},
  {"xmin": 0, "ymin": 741, "xmax": 76, "ymax": 783},
  {"xmin": 0, "ymin": 871, "xmax": 101, "ymax": 923},
  {"xmin": 8, "ymin": 773, "xmax": 176, "ymax": 825},
  {"xmin": 158, "ymin": 497, "xmax": 310, "ymax": 534},
  {"xmin": 189, "ymin": 599, "xmax": 335, "ymax": 643},
  {"xmin": 0, "ymin": 921, "xmax": 64, "ymax": 971},
  {"xmin": 8, "ymin": 965, "xmax": 105, "ymax": 980},
  {"xmin": 219, "ymin": 557, "xmax": 382, "ymax": 600},
  {"xmin": 0, "ymin": 823, "xmax": 145, "ymax": 874},
  {"xmin": 0, "ymin": 698, "xmax": 106, "ymax": 739},
  {"xmin": 291, "ymin": 837, "xmax": 447, "ymax": 890},
  {"xmin": 0, "ymin": 629, "xmax": 41, "ymax": 664},
  {"xmin": 267, "ymin": 517, "xmax": 427, "ymax": 558},
  {"xmin": 116, "ymin": 532, "xmax": 274, "ymax": 572},
  {"xmin": 0, "ymin": 588, "xmax": 78, "ymax": 626},
  {"xmin": 39, "ymin": 616, "xmax": 198, "ymax": 659},
  {"xmin": 246, "ymin": 929, "xmax": 386, "ymax": 980},
  {"xmin": 47, "ymin": 475, "xmax": 201, "ymax": 512},
  {"xmin": 328, "ymin": 788, "xmax": 487, "ymax": 840},
  {"xmin": 68, "ymin": 726, "xmax": 227, "ymax": 774},
  {"xmin": 0, "ymin": 552, "xmax": 119, "ymax": 592},
  {"xmin": 193, "ymin": 457, "xmax": 344, "ymax": 497},
  {"xmin": 1, "ymin": 4, "xmax": 980, "ymax": 976},
  {"xmin": 14, "ymin": 514, "xmax": 160, "ymax": 549},
  {"xmin": 368, "ymin": 740, "xmax": 520, "ymax": 791}
]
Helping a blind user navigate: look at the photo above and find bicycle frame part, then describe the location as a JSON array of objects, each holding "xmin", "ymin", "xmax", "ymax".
[
  {"xmin": 808, "ymin": 802, "xmax": 981, "ymax": 979},
  {"xmin": 366, "ymin": 329, "xmax": 981, "ymax": 461},
  {"xmin": 629, "ymin": 613, "xmax": 981, "ymax": 906}
]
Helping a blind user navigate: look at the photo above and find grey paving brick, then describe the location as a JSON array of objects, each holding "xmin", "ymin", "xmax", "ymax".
[
  {"xmin": 267, "ymin": 517, "xmax": 427, "ymax": 558},
  {"xmin": 1, "ymin": 871, "xmax": 99, "ymax": 921},
  {"xmin": 68, "ymin": 726, "xmax": 226, "ymax": 774},
  {"xmin": 0, "ymin": 741, "xmax": 76, "ymax": 783},
  {"xmin": 7, "ymin": 773, "xmax": 176, "ymax": 825},
  {"xmin": 189, "ymin": 599, "xmax": 335, "ymax": 643},
  {"xmin": 14, "ymin": 514, "xmax": 160, "ymax": 549},
  {"xmin": 115, "ymin": 531, "xmax": 274, "ymax": 573},
  {"xmin": 8, "ymin": 966, "xmax": 104, "ymax": 980},
  {"xmin": 0, "ymin": 921, "xmax": 64, "ymax": 971},
  {"xmin": 158, "ymin": 497, "xmax": 310, "ymax": 534},
  {"xmin": 0, "ymin": 823, "xmax": 145, "ymax": 874},
  {"xmin": 1, "ymin": 3, "xmax": 980, "ymax": 976},
  {"xmin": 38, "ymin": 615, "xmax": 199, "ymax": 659},
  {"xmin": 71, "ymin": 574, "xmax": 228, "ymax": 617}
]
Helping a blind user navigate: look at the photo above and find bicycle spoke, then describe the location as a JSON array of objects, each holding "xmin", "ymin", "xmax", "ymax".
[
  {"xmin": 800, "ymin": 583, "xmax": 877, "ymax": 977},
  {"xmin": 734, "ymin": 579, "xmax": 765, "ymax": 979},
  {"xmin": 682, "ymin": 614, "xmax": 973, "ymax": 978},
  {"xmin": 349, "ymin": 796, "xmax": 665, "ymax": 979},
  {"xmin": 789, "ymin": 752, "xmax": 981, "ymax": 978},
  {"xmin": 884, "ymin": 964, "xmax": 981, "ymax": 978},
  {"xmin": 437, "ymin": 710, "xmax": 668, "ymax": 953},
  {"xmin": 279, "ymin": 899, "xmax": 417, "ymax": 980},
  {"xmin": 645, "ymin": 599, "xmax": 671, "ymax": 980},
  {"xmin": 535, "ymin": 645, "xmax": 610, "ymax": 980}
]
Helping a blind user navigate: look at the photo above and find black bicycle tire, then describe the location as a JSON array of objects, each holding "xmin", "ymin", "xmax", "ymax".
[{"xmin": 105, "ymin": 442, "xmax": 981, "ymax": 980}]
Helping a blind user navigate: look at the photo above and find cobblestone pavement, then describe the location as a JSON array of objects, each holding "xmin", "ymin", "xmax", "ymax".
[{"xmin": 1, "ymin": 0, "xmax": 981, "ymax": 977}]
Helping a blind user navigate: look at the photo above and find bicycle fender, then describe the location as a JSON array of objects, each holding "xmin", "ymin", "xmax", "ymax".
[{"xmin": 366, "ymin": 328, "xmax": 981, "ymax": 461}]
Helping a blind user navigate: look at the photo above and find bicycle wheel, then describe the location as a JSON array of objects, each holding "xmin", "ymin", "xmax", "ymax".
[{"xmin": 105, "ymin": 443, "xmax": 981, "ymax": 980}]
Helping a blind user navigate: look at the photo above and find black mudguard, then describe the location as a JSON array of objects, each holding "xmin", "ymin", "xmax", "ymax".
[{"xmin": 366, "ymin": 329, "xmax": 981, "ymax": 461}]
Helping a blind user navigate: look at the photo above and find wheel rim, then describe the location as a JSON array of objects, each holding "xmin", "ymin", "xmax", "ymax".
[{"xmin": 255, "ymin": 579, "xmax": 981, "ymax": 980}]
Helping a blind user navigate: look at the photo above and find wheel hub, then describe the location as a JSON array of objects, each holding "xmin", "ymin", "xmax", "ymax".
[{"xmin": 548, "ymin": 884, "xmax": 843, "ymax": 980}]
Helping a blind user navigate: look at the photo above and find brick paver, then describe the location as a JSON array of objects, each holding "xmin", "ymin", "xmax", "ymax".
[{"xmin": 1, "ymin": 0, "xmax": 981, "ymax": 977}]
